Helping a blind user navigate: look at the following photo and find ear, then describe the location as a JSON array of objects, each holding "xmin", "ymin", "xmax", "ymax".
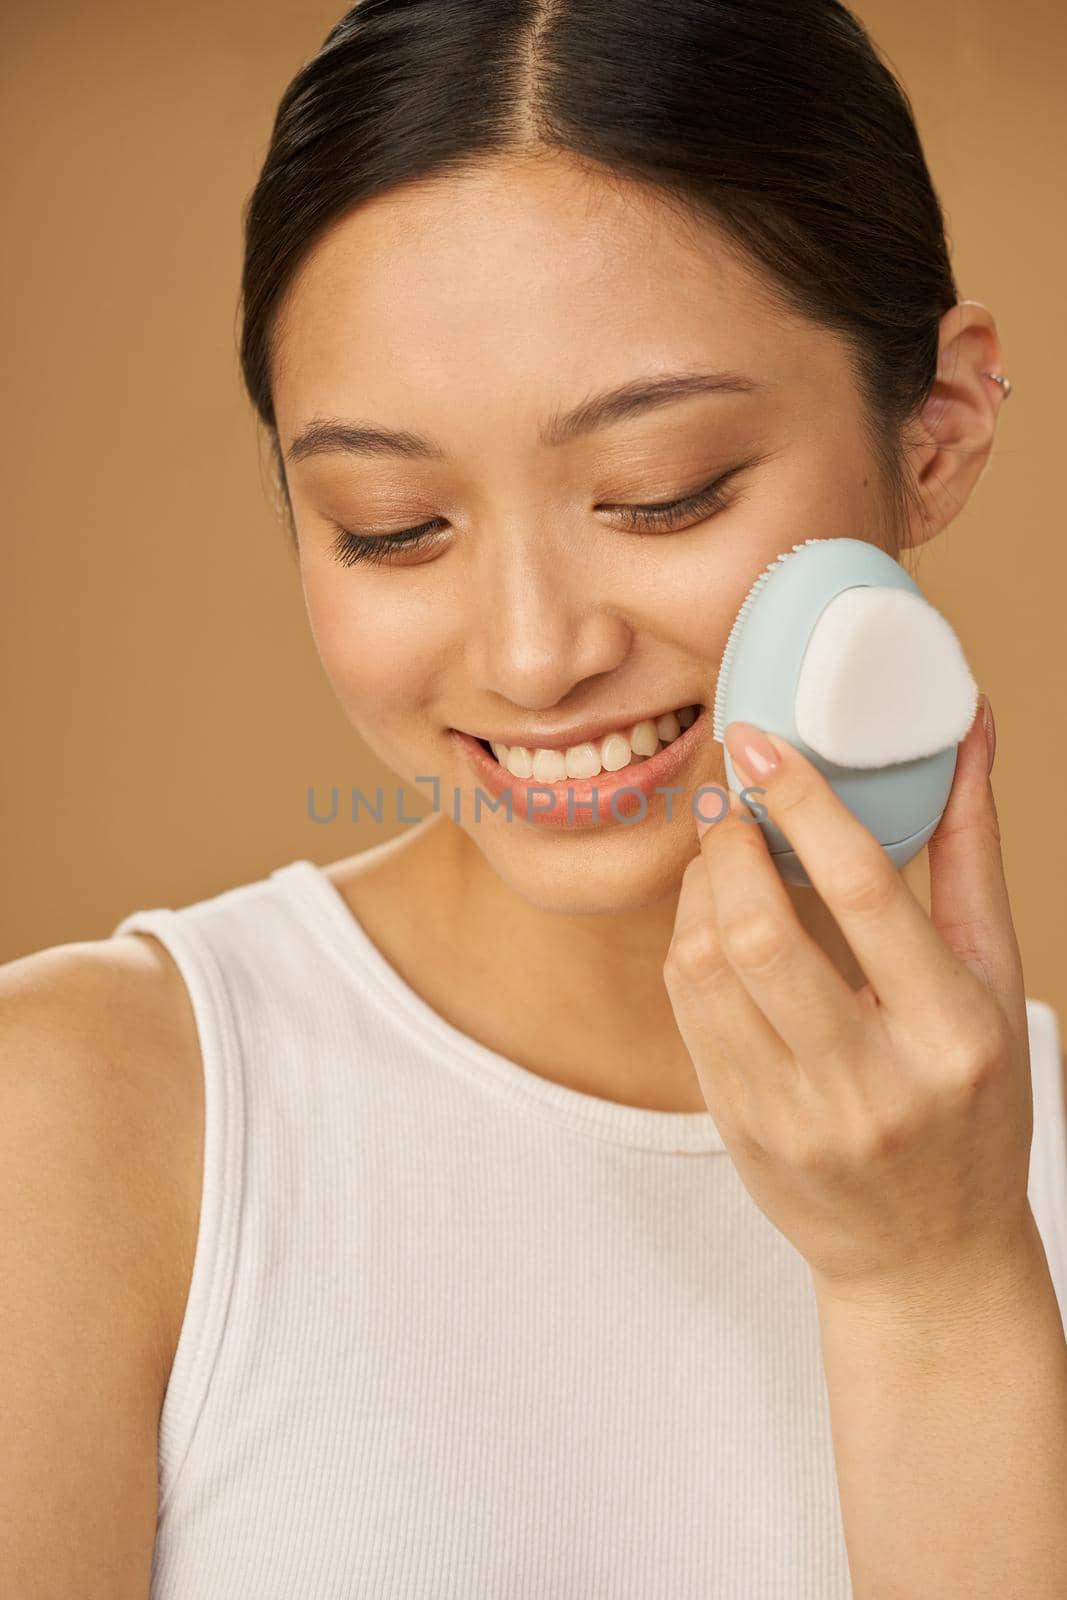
[{"xmin": 903, "ymin": 299, "xmax": 1011, "ymax": 549}]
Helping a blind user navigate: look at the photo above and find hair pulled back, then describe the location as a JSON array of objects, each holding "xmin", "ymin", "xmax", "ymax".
[{"xmin": 239, "ymin": 0, "xmax": 959, "ymax": 547}]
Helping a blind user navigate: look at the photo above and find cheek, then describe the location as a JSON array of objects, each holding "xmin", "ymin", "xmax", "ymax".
[
  {"xmin": 631, "ymin": 496, "xmax": 855, "ymax": 681},
  {"xmin": 780, "ymin": 444, "xmax": 883, "ymax": 533},
  {"xmin": 300, "ymin": 561, "xmax": 448, "ymax": 722}
]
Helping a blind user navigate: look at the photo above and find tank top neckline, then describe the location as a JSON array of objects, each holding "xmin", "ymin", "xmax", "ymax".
[{"xmin": 270, "ymin": 856, "xmax": 729, "ymax": 1156}]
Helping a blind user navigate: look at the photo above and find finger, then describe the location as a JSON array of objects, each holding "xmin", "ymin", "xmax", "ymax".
[
  {"xmin": 926, "ymin": 696, "xmax": 1026, "ymax": 1024},
  {"xmin": 698, "ymin": 784, "xmax": 864, "ymax": 1074},
  {"xmin": 722, "ymin": 720, "xmax": 977, "ymax": 1023},
  {"xmin": 665, "ymin": 836, "xmax": 792, "ymax": 1131}
]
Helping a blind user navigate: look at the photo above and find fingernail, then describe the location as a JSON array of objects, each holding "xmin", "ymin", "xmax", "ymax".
[
  {"xmin": 724, "ymin": 721, "xmax": 780, "ymax": 781},
  {"xmin": 980, "ymin": 694, "xmax": 996, "ymax": 775}
]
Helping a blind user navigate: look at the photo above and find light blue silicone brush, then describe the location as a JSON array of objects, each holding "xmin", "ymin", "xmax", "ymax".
[{"xmin": 712, "ymin": 536, "xmax": 979, "ymax": 887}]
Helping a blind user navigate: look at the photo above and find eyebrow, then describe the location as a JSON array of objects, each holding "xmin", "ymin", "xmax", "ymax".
[{"xmin": 284, "ymin": 369, "xmax": 768, "ymax": 465}]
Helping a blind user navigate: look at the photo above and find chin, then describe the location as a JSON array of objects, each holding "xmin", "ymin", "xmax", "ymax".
[{"xmin": 465, "ymin": 817, "xmax": 702, "ymax": 919}]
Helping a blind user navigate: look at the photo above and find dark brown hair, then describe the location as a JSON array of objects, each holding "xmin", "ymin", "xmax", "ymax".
[{"xmin": 239, "ymin": 0, "xmax": 959, "ymax": 549}]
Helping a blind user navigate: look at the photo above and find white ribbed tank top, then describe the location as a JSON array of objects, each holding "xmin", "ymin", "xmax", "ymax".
[{"xmin": 110, "ymin": 858, "xmax": 1067, "ymax": 1600}]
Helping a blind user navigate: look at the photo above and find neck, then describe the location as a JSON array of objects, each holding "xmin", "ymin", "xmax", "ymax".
[{"xmin": 339, "ymin": 810, "xmax": 902, "ymax": 1115}]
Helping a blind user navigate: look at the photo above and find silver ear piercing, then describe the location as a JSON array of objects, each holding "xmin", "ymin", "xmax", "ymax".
[{"xmin": 981, "ymin": 371, "xmax": 1013, "ymax": 399}]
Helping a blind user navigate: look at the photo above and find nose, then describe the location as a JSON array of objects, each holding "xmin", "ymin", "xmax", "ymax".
[{"xmin": 464, "ymin": 536, "xmax": 633, "ymax": 711}]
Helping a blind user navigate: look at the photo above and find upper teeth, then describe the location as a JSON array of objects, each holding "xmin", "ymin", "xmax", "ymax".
[{"xmin": 488, "ymin": 704, "xmax": 699, "ymax": 781}]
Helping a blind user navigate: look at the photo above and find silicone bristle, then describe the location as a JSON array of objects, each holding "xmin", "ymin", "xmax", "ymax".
[{"xmin": 711, "ymin": 539, "xmax": 823, "ymax": 742}]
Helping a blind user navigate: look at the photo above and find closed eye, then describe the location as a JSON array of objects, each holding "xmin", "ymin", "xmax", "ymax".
[
  {"xmin": 327, "ymin": 454, "xmax": 762, "ymax": 568},
  {"xmin": 599, "ymin": 463, "xmax": 749, "ymax": 531}
]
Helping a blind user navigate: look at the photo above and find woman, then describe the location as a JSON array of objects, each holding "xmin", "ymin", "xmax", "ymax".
[{"xmin": 3, "ymin": 2, "xmax": 1065, "ymax": 1596}]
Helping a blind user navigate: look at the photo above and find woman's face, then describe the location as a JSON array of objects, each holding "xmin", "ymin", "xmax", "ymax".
[{"xmin": 271, "ymin": 151, "xmax": 898, "ymax": 915}]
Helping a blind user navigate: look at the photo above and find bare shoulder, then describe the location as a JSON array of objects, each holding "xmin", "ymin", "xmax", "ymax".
[
  {"xmin": 0, "ymin": 932, "xmax": 204, "ymax": 1596},
  {"xmin": 0, "ymin": 931, "xmax": 205, "ymax": 1376}
]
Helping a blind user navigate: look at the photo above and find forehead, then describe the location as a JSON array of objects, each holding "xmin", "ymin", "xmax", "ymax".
[{"xmin": 270, "ymin": 152, "xmax": 846, "ymax": 447}]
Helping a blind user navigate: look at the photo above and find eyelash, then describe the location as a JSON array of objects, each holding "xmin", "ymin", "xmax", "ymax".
[{"xmin": 327, "ymin": 464, "xmax": 747, "ymax": 569}]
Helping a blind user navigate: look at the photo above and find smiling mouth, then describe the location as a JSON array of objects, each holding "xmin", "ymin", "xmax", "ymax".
[{"xmin": 474, "ymin": 703, "xmax": 703, "ymax": 782}]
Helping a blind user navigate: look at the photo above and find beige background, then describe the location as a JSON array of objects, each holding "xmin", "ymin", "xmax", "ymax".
[{"xmin": 3, "ymin": 2, "xmax": 1065, "ymax": 1023}]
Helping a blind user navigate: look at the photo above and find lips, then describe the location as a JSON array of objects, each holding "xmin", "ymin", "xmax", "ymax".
[{"xmin": 450, "ymin": 705, "xmax": 711, "ymax": 829}]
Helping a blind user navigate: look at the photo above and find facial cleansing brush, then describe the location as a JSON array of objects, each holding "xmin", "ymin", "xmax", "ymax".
[{"xmin": 711, "ymin": 537, "xmax": 980, "ymax": 888}]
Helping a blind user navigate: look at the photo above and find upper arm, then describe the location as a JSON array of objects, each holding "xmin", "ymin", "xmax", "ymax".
[{"xmin": 0, "ymin": 935, "xmax": 203, "ymax": 1600}]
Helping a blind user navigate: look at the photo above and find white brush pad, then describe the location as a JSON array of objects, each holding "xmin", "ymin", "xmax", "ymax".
[{"xmin": 793, "ymin": 585, "xmax": 979, "ymax": 768}]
